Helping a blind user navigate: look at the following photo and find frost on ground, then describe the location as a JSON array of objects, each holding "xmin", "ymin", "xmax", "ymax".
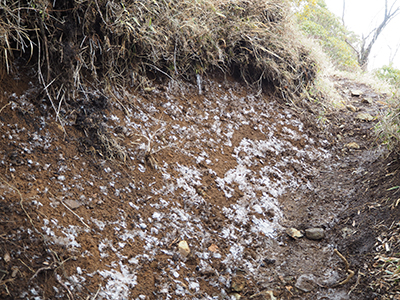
[{"xmin": 0, "ymin": 78, "xmax": 333, "ymax": 299}]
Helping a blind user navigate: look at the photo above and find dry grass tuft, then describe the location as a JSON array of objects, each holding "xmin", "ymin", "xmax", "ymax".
[
  {"xmin": 0, "ymin": 0, "xmax": 317, "ymax": 100},
  {"xmin": 375, "ymin": 99, "xmax": 400, "ymax": 152}
]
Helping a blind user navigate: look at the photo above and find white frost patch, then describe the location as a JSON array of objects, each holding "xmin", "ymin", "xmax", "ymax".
[
  {"xmin": 188, "ymin": 280, "xmax": 200, "ymax": 291},
  {"xmin": 222, "ymin": 243, "xmax": 244, "ymax": 265},
  {"xmin": 10, "ymin": 80, "xmax": 340, "ymax": 299},
  {"xmin": 252, "ymin": 216, "xmax": 279, "ymax": 237},
  {"xmin": 98, "ymin": 262, "xmax": 137, "ymax": 300},
  {"xmin": 91, "ymin": 218, "xmax": 106, "ymax": 231},
  {"xmin": 60, "ymin": 225, "xmax": 82, "ymax": 248}
]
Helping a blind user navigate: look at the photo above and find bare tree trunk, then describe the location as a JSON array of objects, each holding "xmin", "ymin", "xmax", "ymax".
[{"xmin": 358, "ymin": 0, "xmax": 400, "ymax": 70}]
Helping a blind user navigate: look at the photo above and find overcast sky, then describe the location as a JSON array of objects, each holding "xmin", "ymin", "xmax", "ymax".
[{"xmin": 324, "ymin": 0, "xmax": 400, "ymax": 70}]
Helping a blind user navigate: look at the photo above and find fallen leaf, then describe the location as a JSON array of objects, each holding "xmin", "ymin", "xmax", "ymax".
[
  {"xmin": 4, "ymin": 252, "xmax": 11, "ymax": 263},
  {"xmin": 11, "ymin": 266, "xmax": 19, "ymax": 277},
  {"xmin": 286, "ymin": 227, "xmax": 303, "ymax": 239},
  {"xmin": 208, "ymin": 244, "xmax": 219, "ymax": 253},
  {"xmin": 345, "ymin": 142, "xmax": 360, "ymax": 149}
]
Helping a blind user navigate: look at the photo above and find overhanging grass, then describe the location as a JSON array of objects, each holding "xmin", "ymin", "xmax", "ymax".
[{"xmin": 0, "ymin": 0, "xmax": 317, "ymax": 100}]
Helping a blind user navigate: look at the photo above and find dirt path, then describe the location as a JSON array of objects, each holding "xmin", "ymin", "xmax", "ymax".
[{"xmin": 0, "ymin": 72, "xmax": 399, "ymax": 300}]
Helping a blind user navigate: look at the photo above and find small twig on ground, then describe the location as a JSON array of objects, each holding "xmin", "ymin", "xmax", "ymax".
[
  {"xmin": 30, "ymin": 263, "xmax": 57, "ymax": 280},
  {"xmin": 168, "ymin": 237, "xmax": 179, "ymax": 248},
  {"xmin": 60, "ymin": 200, "xmax": 90, "ymax": 229},
  {"xmin": 348, "ymin": 270, "xmax": 362, "ymax": 295},
  {"xmin": 0, "ymin": 278, "xmax": 15, "ymax": 285},
  {"xmin": 131, "ymin": 122, "xmax": 174, "ymax": 169},
  {"xmin": 334, "ymin": 248, "xmax": 355, "ymax": 285},
  {"xmin": 0, "ymin": 175, "xmax": 37, "ymax": 234},
  {"xmin": 108, "ymin": 89, "xmax": 130, "ymax": 116},
  {"xmin": 143, "ymin": 62, "xmax": 174, "ymax": 80},
  {"xmin": 18, "ymin": 259, "xmax": 34, "ymax": 273},
  {"xmin": 0, "ymin": 102, "xmax": 11, "ymax": 115},
  {"xmin": 55, "ymin": 272, "xmax": 75, "ymax": 300},
  {"xmin": 92, "ymin": 284, "xmax": 101, "ymax": 300},
  {"xmin": 0, "ymin": 277, "xmax": 13, "ymax": 295},
  {"xmin": 334, "ymin": 249, "xmax": 350, "ymax": 270}
]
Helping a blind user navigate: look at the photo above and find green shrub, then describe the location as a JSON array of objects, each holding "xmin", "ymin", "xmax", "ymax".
[
  {"xmin": 375, "ymin": 64, "xmax": 400, "ymax": 88},
  {"xmin": 374, "ymin": 64, "xmax": 400, "ymax": 151},
  {"xmin": 291, "ymin": 0, "xmax": 359, "ymax": 71}
]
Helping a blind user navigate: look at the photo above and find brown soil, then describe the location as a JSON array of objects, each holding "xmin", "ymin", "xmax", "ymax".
[{"xmin": 0, "ymin": 68, "xmax": 399, "ymax": 300}]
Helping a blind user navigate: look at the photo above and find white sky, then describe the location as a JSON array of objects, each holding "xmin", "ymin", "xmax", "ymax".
[{"xmin": 324, "ymin": 0, "xmax": 400, "ymax": 70}]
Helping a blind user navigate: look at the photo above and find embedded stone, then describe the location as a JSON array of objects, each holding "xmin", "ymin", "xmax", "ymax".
[
  {"xmin": 64, "ymin": 199, "xmax": 82, "ymax": 210},
  {"xmin": 231, "ymin": 275, "xmax": 246, "ymax": 292},
  {"xmin": 305, "ymin": 228, "xmax": 325, "ymax": 240}
]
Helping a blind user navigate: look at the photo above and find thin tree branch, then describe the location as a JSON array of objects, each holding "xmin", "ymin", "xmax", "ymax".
[
  {"xmin": 358, "ymin": 0, "xmax": 400, "ymax": 69},
  {"xmin": 342, "ymin": 0, "xmax": 346, "ymax": 26}
]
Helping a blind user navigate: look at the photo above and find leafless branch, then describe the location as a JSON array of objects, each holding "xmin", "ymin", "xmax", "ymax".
[{"xmin": 357, "ymin": 0, "xmax": 400, "ymax": 69}]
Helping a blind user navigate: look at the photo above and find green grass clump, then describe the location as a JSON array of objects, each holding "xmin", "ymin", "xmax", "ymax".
[{"xmin": 375, "ymin": 64, "xmax": 400, "ymax": 89}]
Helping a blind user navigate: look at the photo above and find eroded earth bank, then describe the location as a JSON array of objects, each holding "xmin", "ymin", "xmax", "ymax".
[{"xmin": 1, "ymin": 71, "xmax": 400, "ymax": 300}]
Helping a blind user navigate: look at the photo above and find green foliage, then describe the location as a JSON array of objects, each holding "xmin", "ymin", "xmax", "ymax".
[
  {"xmin": 375, "ymin": 100, "xmax": 400, "ymax": 151},
  {"xmin": 375, "ymin": 64, "xmax": 400, "ymax": 88},
  {"xmin": 373, "ymin": 66, "xmax": 400, "ymax": 152},
  {"xmin": 291, "ymin": 0, "xmax": 360, "ymax": 71}
]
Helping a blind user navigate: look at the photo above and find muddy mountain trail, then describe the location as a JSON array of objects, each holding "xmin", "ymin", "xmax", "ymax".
[{"xmin": 0, "ymin": 71, "xmax": 399, "ymax": 300}]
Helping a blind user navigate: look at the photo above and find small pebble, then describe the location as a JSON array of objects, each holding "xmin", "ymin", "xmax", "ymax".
[
  {"xmin": 351, "ymin": 90, "xmax": 363, "ymax": 97},
  {"xmin": 178, "ymin": 240, "xmax": 190, "ymax": 257},
  {"xmin": 64, "ymin": 199, "xmax": 82, "ymax": 210}
]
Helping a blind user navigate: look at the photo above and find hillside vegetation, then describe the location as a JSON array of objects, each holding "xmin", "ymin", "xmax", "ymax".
[
  {"xmin": 2, "ymin": 1, "xmax": 400, "ymax": 299},
  {"xmin": 2, "ymin": 0, "xmax": 400, "ymax": 152},
  {"xmin": 1, "ymin": 0, "xmax": 318, "ymax": 101}
]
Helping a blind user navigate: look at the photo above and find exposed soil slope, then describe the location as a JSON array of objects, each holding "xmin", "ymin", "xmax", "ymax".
[{"xmin": 0, "ymin": 70, "xmax": 399, "ymax": 300}]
